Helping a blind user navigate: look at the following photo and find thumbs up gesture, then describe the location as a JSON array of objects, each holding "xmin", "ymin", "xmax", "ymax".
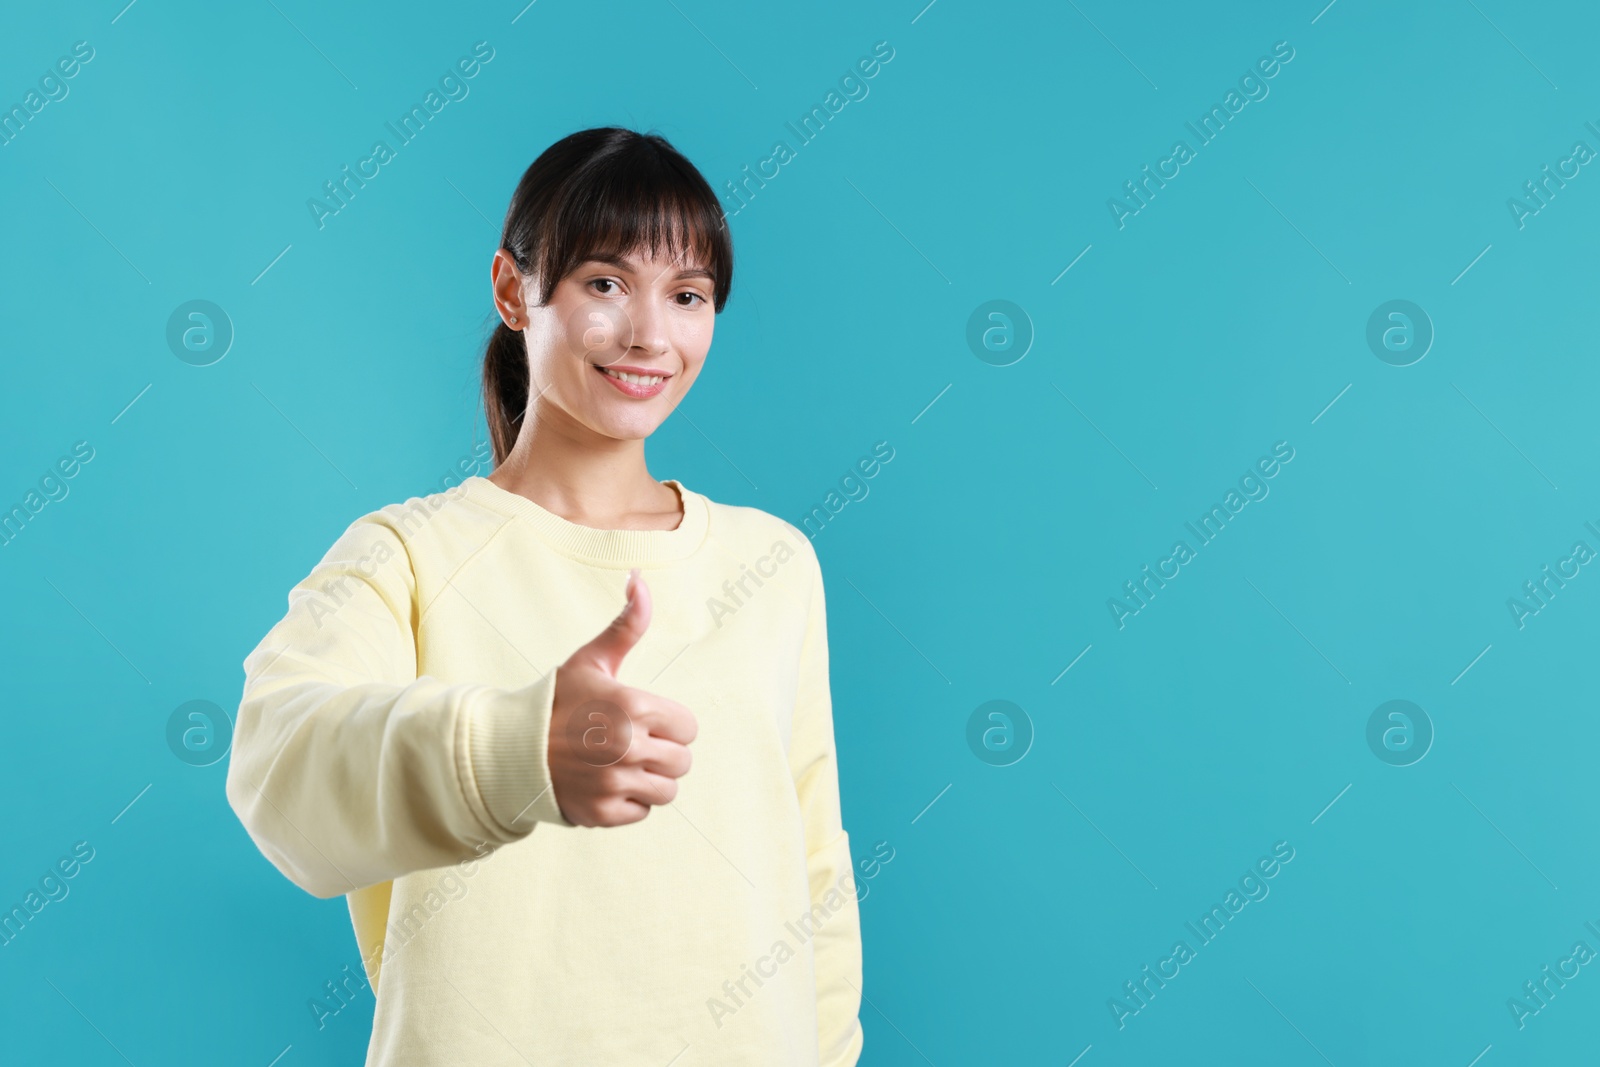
[{"xmin": 548, "ymin": 567, "xmax": 698, "ymax": 827}]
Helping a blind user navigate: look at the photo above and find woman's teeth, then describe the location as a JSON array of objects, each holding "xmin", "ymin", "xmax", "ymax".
[{"xmin": 600, "ymin": 367, "xmax": 666, "ymax": 386}]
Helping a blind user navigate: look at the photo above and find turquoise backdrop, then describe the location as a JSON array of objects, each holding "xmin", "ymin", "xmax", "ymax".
[{"xmin": 2, "ymin": 0, "xmax": 1597, "ymax": 1063}]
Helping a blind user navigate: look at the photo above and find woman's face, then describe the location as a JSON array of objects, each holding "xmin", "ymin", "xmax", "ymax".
[{"xmin": 496, "ymin": 244, "xmax": 716, "ymax": 443}]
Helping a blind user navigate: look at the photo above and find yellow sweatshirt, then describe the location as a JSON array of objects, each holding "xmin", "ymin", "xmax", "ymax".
[{"xmin": 226, "ymin": 475, "xmax": 864, "ymax": 1066}]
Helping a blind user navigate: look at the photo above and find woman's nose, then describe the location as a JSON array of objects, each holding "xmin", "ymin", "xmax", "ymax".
[{"xmin": 626, "ymin": 297, "xmax": 670, "ymax": 355}]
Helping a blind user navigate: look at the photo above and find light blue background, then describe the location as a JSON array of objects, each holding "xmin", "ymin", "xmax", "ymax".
[{"xmin": 2, "ymin": 1, "xmax": 1597, "ymax": 1063}]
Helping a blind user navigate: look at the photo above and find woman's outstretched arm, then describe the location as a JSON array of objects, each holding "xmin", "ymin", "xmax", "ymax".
[
  {"xmin": 788, "ymin": 535, "xmax": 866, "ymax": 1066},
  {"xmin": 225, "ymin": 512, "xmax": 570, "ymax": 899}
]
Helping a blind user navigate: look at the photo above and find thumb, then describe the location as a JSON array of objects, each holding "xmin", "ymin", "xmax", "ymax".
[{"xmin": 570, "ymin": 567, "xmax": 651, "ymax": 678}]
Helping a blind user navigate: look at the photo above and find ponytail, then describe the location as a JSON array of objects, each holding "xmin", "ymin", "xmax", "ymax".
[{"xmin": 482, "ymin": 320, "xmax": 528, "ymax": 467}]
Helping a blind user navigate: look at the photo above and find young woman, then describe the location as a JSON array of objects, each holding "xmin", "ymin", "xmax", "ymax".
[{"xmin": 226, "ymin": 127, "xmax": 863, "ymax": 1066}]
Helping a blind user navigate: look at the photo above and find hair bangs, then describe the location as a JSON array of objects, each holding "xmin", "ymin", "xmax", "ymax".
[{"xmin": 535, "ymin": 142, "xmax": 731, "ymax": 310}]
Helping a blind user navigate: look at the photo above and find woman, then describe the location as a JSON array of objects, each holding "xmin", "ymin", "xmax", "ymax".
[{"xmin": 226, "ymin": 127, "xmax": 863, "ymax": 1066}]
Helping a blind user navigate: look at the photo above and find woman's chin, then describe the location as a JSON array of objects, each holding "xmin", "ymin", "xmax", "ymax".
[{"xmin": 587, "ymin": 408, "xmax": 668, "ymax": 442}]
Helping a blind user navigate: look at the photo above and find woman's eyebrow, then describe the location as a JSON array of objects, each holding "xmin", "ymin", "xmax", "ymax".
[{"xmin": 586, "ymin": 252, "xmax": 639, "ymax": 272}]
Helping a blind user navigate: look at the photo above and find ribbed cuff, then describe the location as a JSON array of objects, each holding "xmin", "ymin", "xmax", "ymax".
[
  {"xmin": 821, "ymin": 1022, "xmax": 864, "ymax": 1067},
  {"xmin": 467, "ymin": 671, "xmax": 573, "ymax": 833}
]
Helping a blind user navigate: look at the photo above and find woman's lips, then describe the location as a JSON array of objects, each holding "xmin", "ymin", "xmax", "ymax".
[{"xmin": 593, "ymin": 363, "xmax": 670, "ymax": 398}]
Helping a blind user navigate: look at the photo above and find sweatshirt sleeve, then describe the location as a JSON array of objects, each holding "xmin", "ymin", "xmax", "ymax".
[
  {"xmin": 225, "ymin": 512, "xmax": 571, "ymax": 900},
  {"xmin": 787, "ymin": 534, "xmax": 865, "ymax": 1067}
]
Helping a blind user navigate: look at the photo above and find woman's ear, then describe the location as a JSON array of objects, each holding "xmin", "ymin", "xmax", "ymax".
[{"xmin": 492, "ymin": 249, "xmax": 527, "ymax": 329}]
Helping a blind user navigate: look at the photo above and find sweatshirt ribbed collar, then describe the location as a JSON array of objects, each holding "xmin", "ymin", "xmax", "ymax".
[{"xmin": 460, "ymin": 475, "xmax": 708, "ymax": 566}]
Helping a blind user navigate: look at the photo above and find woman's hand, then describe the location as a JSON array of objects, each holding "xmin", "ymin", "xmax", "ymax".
[{"xmin": 548, "ymin": 568, "xmax": 697, "ymax": 827}]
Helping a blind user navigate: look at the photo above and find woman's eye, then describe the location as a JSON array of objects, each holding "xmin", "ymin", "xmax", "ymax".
[
  {"xmin": 676, "ymin": 291, "xmax": 706, "ymax": 307},
  {"xmin": 590, "ymin": 279, "xmax": 619, "ymax": 295}
]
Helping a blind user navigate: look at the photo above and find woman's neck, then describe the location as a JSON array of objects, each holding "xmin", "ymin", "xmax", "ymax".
[{"xmin": 487, "ymin": 419, "xmax": 683, "ymax": 532}]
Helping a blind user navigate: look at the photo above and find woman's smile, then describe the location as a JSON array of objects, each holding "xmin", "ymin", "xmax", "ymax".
[{"xmin": 593, "ymin": 361, "xmax": 672, "ymax": 398}]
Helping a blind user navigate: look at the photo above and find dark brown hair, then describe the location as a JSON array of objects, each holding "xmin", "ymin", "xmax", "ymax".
[{"xmin": 482, "ymin": 127, "xmax": 734, "ymax": 465}]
